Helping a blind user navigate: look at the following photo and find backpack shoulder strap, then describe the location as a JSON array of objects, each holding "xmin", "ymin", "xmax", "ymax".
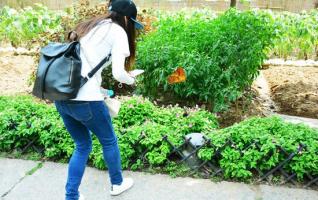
[
  {"xmin": 80, "ymin": 53, "xmax": 111, "ymax": 87},
  {"xmin": 80, "ymin": 21, "xmax": 113, "ymax": 88}
]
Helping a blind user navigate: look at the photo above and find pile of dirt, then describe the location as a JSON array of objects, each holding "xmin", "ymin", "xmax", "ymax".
[
  {"xmin": 263, "ymin": 66, "xmax": 318, "ymax": 119},
  {"xmin": 0, "ymin": 51, "xmax": 35, "ymax": 95},
  {"xmin": 217, "ymin": 89, "xmax": 265, "ymax": 128},
  {"xmin": 272, "ymin": 82, "xmax": 318, "ymax": 118}
]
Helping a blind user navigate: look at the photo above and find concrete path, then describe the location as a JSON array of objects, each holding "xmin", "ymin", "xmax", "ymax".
[
  {"xmin": 0, "ymin": 158, "xmax": 317, "ymax": 200},
  {"xmin": 277, "ymin": 114, "xmax": 318, "ymax": 129}
]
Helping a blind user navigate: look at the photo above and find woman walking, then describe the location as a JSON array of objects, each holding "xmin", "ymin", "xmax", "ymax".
[{"xmin": 54, "ymin": 0, "xmax": 143, "ymax": 199}]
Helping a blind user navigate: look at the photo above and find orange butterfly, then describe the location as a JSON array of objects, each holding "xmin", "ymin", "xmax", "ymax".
[{"xmin": 167, "ymin": 67, "xmax": 186, "ymax": 84}]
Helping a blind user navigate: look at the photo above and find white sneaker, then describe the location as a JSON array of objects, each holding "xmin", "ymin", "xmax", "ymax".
[
  {"xmin": 110, "ymin": 178, "xmax": 134, "ymax": 196},
  {"xmin": 79, "ymin": 193, "xmax": 85, "ymax": 200}
]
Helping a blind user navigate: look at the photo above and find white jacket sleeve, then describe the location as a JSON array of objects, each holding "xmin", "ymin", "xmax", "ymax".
[
  {"xmin": 111, "ymin": 25, "xmax": 135, "ymax": 85},
  {"xmin": 111, "ymin": 53, "xmax": 135, "ymax": 85}
]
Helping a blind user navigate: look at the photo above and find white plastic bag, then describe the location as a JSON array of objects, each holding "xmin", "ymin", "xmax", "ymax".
[{"xmin": 104, "ymin": 97, "xmax": 121, "ymax": 118}]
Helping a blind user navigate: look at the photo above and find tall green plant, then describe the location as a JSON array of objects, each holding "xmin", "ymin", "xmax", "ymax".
[
  {"xmin": 0, "ymin": 4, "xmax": 65, "ymax": 47},
  {"xmin": 268, "ymin": 10, "xmax": 318, "ymax": 60},
  {"xmin": 136, "ymin": 9, "xmax": 277, "ymax": 112}
]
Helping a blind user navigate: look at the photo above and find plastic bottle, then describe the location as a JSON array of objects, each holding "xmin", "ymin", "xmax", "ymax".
[{"xmin": 101, "ymin": 88, "xmax": 115, "ymax": 98}]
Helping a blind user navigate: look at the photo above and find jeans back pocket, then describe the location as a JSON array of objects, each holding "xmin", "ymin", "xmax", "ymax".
[{"xmin": 67, "ymin": 102, "xmax": 93, "ymax": 122}]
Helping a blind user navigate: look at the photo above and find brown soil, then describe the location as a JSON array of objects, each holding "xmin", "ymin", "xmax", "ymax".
[
  {"xmin": 217, "ymin": 89, "xmax": 265, "ymax": 128},
  {"xmin": 262, "ymin": 66, "xmax": 318, "ymax": 119},
  {"xmin": 0, "ymin": 51, "xmax": 34, "ymax": 95}
]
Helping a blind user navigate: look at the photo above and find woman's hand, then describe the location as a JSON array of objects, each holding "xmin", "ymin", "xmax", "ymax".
[
  {"xmin": 128, "ymin": 72, "xmax": 137, "ymax": 83},
  {"xmin": 117, "ymin": 72, "xmax": 136, "ymax": 89},
  {"xmin": 127, "ymin": 69, "xmax": 144, "ymax": 86}
]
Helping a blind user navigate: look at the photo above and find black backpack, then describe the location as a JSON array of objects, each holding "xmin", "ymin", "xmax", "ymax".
[{"xmin": 32, "ymin": 41, "xmax": 111, "ymax": 101}]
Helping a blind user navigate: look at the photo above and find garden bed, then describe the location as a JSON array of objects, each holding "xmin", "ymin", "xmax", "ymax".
[
  {"xmin": 0, "ymin": 51, "xmax": 34, "ymax": 95},
  {"xmin": 0, "ymin": 95, "xmax": 317, "ymax": 189},
  {"xmin": 262, "ymin": 66, "xmax": 318, "ymax": 119},
  {"xmin": 0, "ymin": 51, "xmax": 265, "ymax": 127},
  {"xmin": 2, "ymin": 52, "xmax": 318, "ymax": 126},
  {"xmin": 1, "ymin": 3, "xmax": 318, "ymax": 191}
]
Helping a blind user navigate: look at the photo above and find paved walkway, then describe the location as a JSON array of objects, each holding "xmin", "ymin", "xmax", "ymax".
[
  {"xmin": 0, "ymin": 158, "xmax": 317, "ymax": 200},
  {"xmin": 278, "ymin": 114, "xmax": 318, "ymax": 129}
]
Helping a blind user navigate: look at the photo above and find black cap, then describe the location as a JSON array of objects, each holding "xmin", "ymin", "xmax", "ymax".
[{"xmin": 109, "ymin": 0, "xmax": 144, "ymax": 29}]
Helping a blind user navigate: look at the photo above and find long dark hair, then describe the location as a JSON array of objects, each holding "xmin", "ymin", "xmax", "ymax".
[{"xmin": 72, "ymin": 11, "xmax": 136, "ymax": 70}]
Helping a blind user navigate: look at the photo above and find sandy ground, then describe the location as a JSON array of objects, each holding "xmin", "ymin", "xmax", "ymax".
[
  {"xmin": 262, "ymin": 66, "xmax": 318, "ymax": 119},
  {"xmin": 0, "ymin": 51, "xmax": 34, "ymax": 95}
]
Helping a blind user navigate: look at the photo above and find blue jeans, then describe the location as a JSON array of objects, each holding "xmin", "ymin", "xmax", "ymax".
[{"xmin": 54, "ymin": 100, "xmax": 123, "ymax": 200}]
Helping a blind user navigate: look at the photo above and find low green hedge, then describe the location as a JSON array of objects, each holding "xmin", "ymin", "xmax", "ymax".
[
  {"xmin": 0, "ymin": 96, "xmax": 74, "ymax": 158},
  {"xmin": 1, "ymin": 95, "xmax": 317, "ymax": 182},
  {"xmin": 0, "ymin": 95, "xmax": 218, "ymax": 169},
  {"xmin": 198, "ymin": 117, "xmax": 318, "ymax": 180}
]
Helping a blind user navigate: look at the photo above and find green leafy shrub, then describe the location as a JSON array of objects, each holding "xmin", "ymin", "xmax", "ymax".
[
  {"xmin": 198, "ymin": 117, "xmax": 318, "ymax": 180},
  {"xmin": 0, "ymin": 95, "xmax": 218, "ymax": 169},
  {"xmin": 115, "ymin": 97, "xmax": 157, "ymax": 128},
  {"xmin": 136, "ymin": 9, "xmax": 277, "ymax": 111},
  {"xmin": 268, "ymin": 10, "xmax": 318, "ymax": 60},
  {"xmin": 0, "ymin": 4, "xmax": 65, "ymax": 47},
  {"xmin": 1, "ymin": 96, "xmax": 317, "ymax": 182},
  {"xmin": 0, "ymin": 96, "xmax": 73, "ymax": 158},
  {"xmin": 113, "ymin": 96, "xmax": 219, "ymax": 168}
]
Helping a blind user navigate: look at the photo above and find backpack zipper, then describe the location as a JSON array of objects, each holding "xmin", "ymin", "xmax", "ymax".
[{"xmin": 69, "ymin": 58, "xmax": 74, "ymax": 83}]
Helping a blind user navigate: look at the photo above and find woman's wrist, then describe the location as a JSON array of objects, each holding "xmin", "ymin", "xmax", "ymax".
[{"xmin": 128, "ymin": 72, "xmax": 136, "ymax": 84}]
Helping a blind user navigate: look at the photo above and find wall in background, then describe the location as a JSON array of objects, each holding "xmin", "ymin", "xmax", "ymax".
[{"xmin": 0, "ymin": 0, "xmax": 317, "ymax": 12}]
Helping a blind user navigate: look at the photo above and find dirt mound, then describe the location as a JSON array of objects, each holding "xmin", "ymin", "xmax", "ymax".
[
  {"xmin": 218, "ymin": 89, "xmax": 265, "ymax": 128},
  {"xmin": 272, "ymin": 81, "xmax": 318, "ymax": 118},
  {"xmin": 0, "ymin": 51, "xmax": 35, "ymax": 95},
  {"xmin": 263, "ymin": 66, "xmax": 318, "ymax": 119}
]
